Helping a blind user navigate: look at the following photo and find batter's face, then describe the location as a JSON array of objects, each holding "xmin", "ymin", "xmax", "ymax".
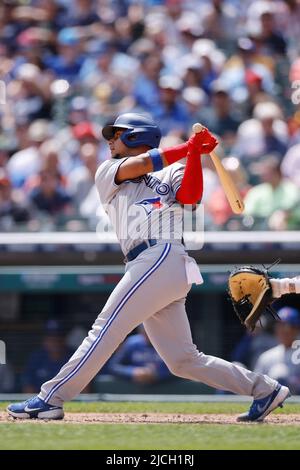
[{"xmin": 108, "ymin": 130, "xmax": 130, "ymax": 159}]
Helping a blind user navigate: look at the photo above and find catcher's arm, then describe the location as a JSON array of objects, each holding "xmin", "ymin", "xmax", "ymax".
[
  {"xmin": 270, "ymin": 277, "xmax": 300, "ymax": 298},
  {"xmin": 229, "ymin": 267, "xmax": 300, "ymax": 332}
]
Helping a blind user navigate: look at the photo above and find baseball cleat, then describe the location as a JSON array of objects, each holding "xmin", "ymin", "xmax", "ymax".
[
  {"xmin": 7, "ymin": 396, "xmax": 64, "ymax": 420},
  {"xmin": 237, "ymin": 384, "xmax": 291, "ymax": 422}
]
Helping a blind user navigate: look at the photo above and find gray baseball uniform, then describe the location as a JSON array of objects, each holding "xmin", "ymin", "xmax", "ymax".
[{"xmin": 39, "ymin": 159, "xmax": 277, "ymax": 406}]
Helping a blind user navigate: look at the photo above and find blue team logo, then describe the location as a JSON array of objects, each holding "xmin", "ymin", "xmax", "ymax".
[{"xmin": 135, "ymin": 197, "xmax": 163, "ymax": 216}]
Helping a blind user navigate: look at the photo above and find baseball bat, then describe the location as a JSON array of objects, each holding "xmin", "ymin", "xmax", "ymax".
[{"xmin": 192, "ymin": 123, "xmax": 245, "ymax": 214}]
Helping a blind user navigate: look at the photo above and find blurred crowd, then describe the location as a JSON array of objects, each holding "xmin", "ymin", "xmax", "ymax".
[{"xmin": 1, "ymin": 0, "xmax": 300, "ymax": 232}]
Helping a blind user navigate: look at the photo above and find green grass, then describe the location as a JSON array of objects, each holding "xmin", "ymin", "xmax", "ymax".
[
  {"xmin": 1, "ymin": 423, "xmax": 300, "ymax": 450},
  {"xmin": 1, "ymin": 402, "xmax": 300, "ymax": 450}
]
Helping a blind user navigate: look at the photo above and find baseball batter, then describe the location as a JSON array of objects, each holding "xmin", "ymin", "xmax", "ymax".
[{"xmin": 8, "ymin": 114, "xmax": 290, "ymax": 422}]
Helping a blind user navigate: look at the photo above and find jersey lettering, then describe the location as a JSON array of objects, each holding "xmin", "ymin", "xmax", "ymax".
[{"xmin": 130, "ymin": 174, "xmax": 171, "ymax": 195}]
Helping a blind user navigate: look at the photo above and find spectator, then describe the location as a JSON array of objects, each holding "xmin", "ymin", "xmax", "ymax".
[
  {"xmin": 22, "ymin": 319, "xmax": 73, "ymax": 393},
  {"xmin": 72, "ymin": 121, "xmax": 99, "ymax": 146},
  {"xmin": 199, "ymin": 0, "xmax": 240, "ymax": 49},
  {"xmin": 79, "ymin": 40, "xmax": 116, "ymax": 91},
  {"xmin": 68, "ymin": 96, "xmax": 90, "ymax": 126},
  {"xmin": 281, "ymin": 143, "xmax": 300, "ymax": 188},
  {"xmin": 11, "ymin": 121, "xmax": 33, "ymax": 153},
  {"xmin": 244, "ymin": 68, "xmax": 271, "ymax": 117},
  {"xmin": 219, "ymin": 36, "xmax": 275, "ymax": 100},
  {"xmin": 234, "ymin": 102, "xmax": 288, "ymax": 169},
  {"xmin": 25, "ymin": 139, "xmax": 65, "ymax": 193},
  {"xmin": 154, "ymin": 75, "xmax": 189, "ymax": 135},
  {"xmin": 29, "ymin": 169, "xmax": 73, "ymax": 217},
  {"xmin": 67, "ymin": 142, "xmax": 98, "ymax": 212},
  {"xmin": 201, "ymin": 81, "xmax": 241, "ymax": 152},
  {"xmin": 182, "ymin": 86, "xmax": 208, "ymax": 129},
  {"xmin": 254, "ymin": 307, "xmax": 300, "ymax": 394},
  {"xmin": 244, "ymin": 156, "xmax": 300, "ymax": 229},
  {"xmin": 0, "ymin": 171, "xmax": 31, "ymax": 230},
  {"xmin": 70, "ymin": 120, "xmax": 102, "ymax": 170},
  {"xmin": 12, "ymin": 63, "xmax": 51, "ymax": 122},
  {"xmin": 192, "ymin": 39, "xmax": 221, "ymax": 95},
  {"xmin": 176, "ymin": 12, "xmax": 203, "ymax": 52},
  {"xmin": 0, "ymin": 150, "xmax": 9, "ymax": 168},
  {"xmin": 43, "ymin": 27, "xmax": 84, "ymax": 83},
  {"xmin": 206, "ymin": 157, "xmax": 251, "ymax": 228},
  {"xmin": 133, "ymin": 53, "xmax": 161, "ymax": 113},
  {"xmin": 64, "ymin": 0, "xmax": 100, "ymax": 27},
  {"xmin": 249, "ymin": 2, "xmax": 287, "ymax": 56},
  {"xmin": 275, "ymin": 0, "xmax": 300, "ymax": 59},
  {"xmin": 180, "ymin": 54, "xmax": 204, "ymax": 89},
  {"xmin": 80, "ymin": 39, "xmax": 138, "ymax": 112},
  {"xmin": 231, "ymin": 319, "xmax": 278, "ymax": 370},
  {"xmin": 15, "ymin": 28, "xmax": 53, "ymax": 70},
  {"xmin": 107, "ymin": 327, "xmax": 171, "ymax": 385},
  {"xmin": 7, "ymin": 119, "xmax": 51, "ymax": 188}
]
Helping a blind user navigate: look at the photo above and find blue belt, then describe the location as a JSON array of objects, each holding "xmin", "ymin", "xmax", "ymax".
[{"xmin": 125, "ymin": 239, "xmax": 158, "ymax": 263}]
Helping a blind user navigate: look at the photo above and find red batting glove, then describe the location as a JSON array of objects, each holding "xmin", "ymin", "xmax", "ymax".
[
  {"xmin": 162, "ymin": 129, "xmax": 217, "ymax": 166},
  {"xmin": 188, "ymin": 128, "xmax": 218, "ymax": 155}
]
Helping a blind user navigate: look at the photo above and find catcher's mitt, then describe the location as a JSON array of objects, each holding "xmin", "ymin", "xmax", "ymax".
[{"xmin": 228, "ymin": 266, "xmax": 278, "ymax": 332}]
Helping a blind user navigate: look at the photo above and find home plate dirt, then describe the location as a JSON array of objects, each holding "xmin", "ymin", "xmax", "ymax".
[{"xmin": 1, "ymin": 412, "xmax": 300, "ymax": 425}]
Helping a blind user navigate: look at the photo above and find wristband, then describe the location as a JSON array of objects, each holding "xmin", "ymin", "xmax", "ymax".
[{"xmin": 148, "ymin": 149, "xmax": 164, "ymax": 172}]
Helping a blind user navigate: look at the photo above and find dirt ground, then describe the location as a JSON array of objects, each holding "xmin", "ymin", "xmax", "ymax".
[{"xmin": 1, "ymin": 412, "xmax": 300, "ymax": 425}]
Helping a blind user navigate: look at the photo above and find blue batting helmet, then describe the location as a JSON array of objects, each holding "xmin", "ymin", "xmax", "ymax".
[{"xmin": 102, "ymin": 113, "xmax": 161, "ymax": 148}]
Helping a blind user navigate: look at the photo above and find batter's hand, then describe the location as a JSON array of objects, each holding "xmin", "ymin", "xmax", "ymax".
[{"xmin": 188, "ymin": 127, "xmax": 218, "ymax": 155}]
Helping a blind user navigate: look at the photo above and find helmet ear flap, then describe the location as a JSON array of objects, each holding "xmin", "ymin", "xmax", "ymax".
[
  {"xmin": 120, "ymin": 129, "xmax": 135, "ymax": 147},
  {"xmin": 120, "ymin": 129, "xmax": 146, "ymax": 148},
  {"xmin": 126, "ymin": 133, "xmax": 138, "ymax": 142}
]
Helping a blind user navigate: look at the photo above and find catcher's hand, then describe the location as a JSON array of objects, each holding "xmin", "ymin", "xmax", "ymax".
[{"xmin": 228, "ymin": 266, "xmax": 276, "ymax": 332}]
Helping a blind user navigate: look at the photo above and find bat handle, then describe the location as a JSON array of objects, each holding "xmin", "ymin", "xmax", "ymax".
[{"xmin": 192, "ymin": 123, "xmax": 204, "ymax": 134}]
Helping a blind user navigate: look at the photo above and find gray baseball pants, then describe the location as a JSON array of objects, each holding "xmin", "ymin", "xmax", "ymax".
[{"xmin": 39, "ymin": 242, "xmax": 277, "ymax": 406}]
